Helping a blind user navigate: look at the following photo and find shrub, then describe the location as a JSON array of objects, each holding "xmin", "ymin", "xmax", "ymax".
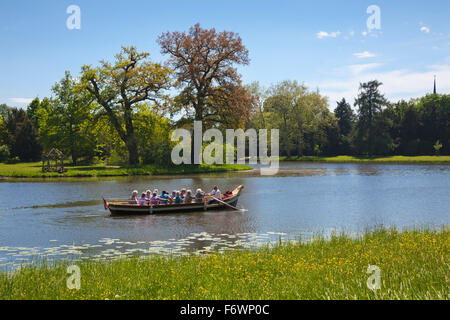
[{"xmin": 0, "ymin": 144, "xmax": 10, "ymax": 162}]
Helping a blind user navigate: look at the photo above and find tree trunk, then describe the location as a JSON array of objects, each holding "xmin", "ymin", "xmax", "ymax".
[
  {"xmin": 127, "ymin": 138, "xmax": 139, "ymax": 165},
  {"xmin": 72, "ymin": 153, "xmax": 77, "ymax": 166},
  {"xmin": 191, "ymin": 107, "xmax": 203, "ymax": 166},
  {"xmin": 123, "ymin": 105, "xmax": 139, "ymax": 165}
]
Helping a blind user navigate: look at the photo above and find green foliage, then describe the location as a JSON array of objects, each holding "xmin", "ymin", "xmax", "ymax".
[
  {"xmin": 13, "ymin": 117, "xmax": 42, "ymax": 162},
  {"xmin": 134, "ymin": 104, "xmax": 173, "ymax": 165},
  {"xmin": 80, "ymin": 46, "xmax": 173, "ymax": 165},
  {"xmin": 257, "ymin": 80, "xmax": 338, "ymax": 156},
  {"xmin": 0, "ymin": 145, "xmax": 10, "ymax": 162},
  {"xmin": 279, "ymin": 155, "xmax": 450, "ymax": 163},
  {"xmin": 334, "ymin": 98, "xmax": 354, "ymax": 136},
  {"xmin": 354, "ymin": 80, "xmax": 390, "ymax": 155},
  {"xmin": 26, "ymin": 98, "xmax": 41, "ymax": 128},
  {"xmin": 0, "ymin": 114, "xmax": 6, "ymax": 145},
  {"xmin": 0, "ymin": 161, "xmax": 251, "ymax": 178},
  {"xmin": 3, "ymin": 108, "xmax": 42, "ymax": 162},
  {"xmin": 38, "ymin": 72, "xmax": 96, "ymax": 164},
  {"xmin": 333, "ymin": 98, "xmax": 355, "ymax": 154},
  {"xmin": 434, "ymin": 140, "xmax": 443, "ymax": 155},
  {"xmin": 416, "ymin": 94, "xmax": 450, "ymax": 154}
]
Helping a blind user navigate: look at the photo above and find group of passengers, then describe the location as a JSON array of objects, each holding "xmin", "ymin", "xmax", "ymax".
[{"xmin": 130, "ymin": 186, "xmax": 224, "ymax": 206}]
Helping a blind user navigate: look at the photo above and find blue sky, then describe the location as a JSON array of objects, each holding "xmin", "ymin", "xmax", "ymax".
[{"xmin": 1, "ymin": 0, "xmax": 449, "ymax": 109}]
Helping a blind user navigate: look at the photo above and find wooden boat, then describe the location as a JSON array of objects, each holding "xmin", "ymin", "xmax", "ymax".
[{"xmin": 103, "ymin": 185, "xmax": 244, "ymax": 215}]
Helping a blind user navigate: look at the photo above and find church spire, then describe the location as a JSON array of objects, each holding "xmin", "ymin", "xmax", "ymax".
[{"xmin": 433, "ymin": 75, "xmax": 437, "ymax": 94}]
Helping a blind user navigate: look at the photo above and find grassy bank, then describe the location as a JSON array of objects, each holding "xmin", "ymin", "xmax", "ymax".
[
  {"xmin": 0, "ymin": 162, "xmax": 251, "ymax": 178},
  {"xmin": 1, "ymin": 228, "xmax": 448, "ymax": 300},
  {"xmin": 279, "ymin": 155, "xmax": 450, "ymax": 164}
]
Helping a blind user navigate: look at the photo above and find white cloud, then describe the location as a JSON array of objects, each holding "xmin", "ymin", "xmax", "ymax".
[
  {"xmin": 348, "ymin": 63, "xmax": 383, "ymax": 75},
  {"xmin": 420, "ymin": 26, "xmax": 430, "ymax": 33},
  {"xmin": 353, "ymin": 51, "xmax": 376, "ymax": 59},
  {"xmin": 349, "ymin": 31, "xmax": 355, "ymax": 37},
  {"xmin": 362, "ymin": 31, "xmax": 368, "ymax": 36},
  {"xmin": 319, "ymin": 64, "xmax": 450, "ymax": 106},
  {"xmin": 8, "ymin": 98, "xmax": 33, "ymax": 104},
  {"xmin": 317, "ymin": 31, "xmax": 341, "ymax": 39}
]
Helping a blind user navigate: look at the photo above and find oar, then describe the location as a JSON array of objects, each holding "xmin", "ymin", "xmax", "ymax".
[{"xmin": 209, "ymin": 196, "xmax": 242, "ymax": 211}]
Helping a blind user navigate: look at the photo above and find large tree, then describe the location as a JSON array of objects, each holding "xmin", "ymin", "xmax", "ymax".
[
  {"xmin": 158, "ymin": 24, "xmax": 255, "ymax": 163},
  {"xmin": 4, "ymin": 108, "xmax": 41, "ymax": 161},
  {"xmin": 416, "ymin": 94, "xmax": 450, "ymax": 154},
  {"xmin": 264, "ymin": 81, "xmax": 307, "ymax": 156},
  {"xmin": 354, "ymin": 80, "xmax": 389, "ymax": 155},
  {"xmin": 26, "ymin": 98, "xmax": 41, "ymax": 128},
  {"xmin": 80, "ymin": 46, "xmax": 172, "ymax": 165},
  {"xmin": 334, "ymin": 98, "xmax": 354, "ymax": 136},
  {"xmin": 246, "ymin": 81, "xmax": 267, "ymax": 130},
  {"xmin": 334, "ymin": 98, "xmax": 355, "ymax": 154},
  {"xmin": 263, "ymin": 81, "xmax": 334, "ymax": 156},
  {"xmin": 0, "ymin": 105, "xmax": 9, "ymax": 145},
  {"xmin": 37, "ymin": 72, "xmax": 95, "ymax": 165}
]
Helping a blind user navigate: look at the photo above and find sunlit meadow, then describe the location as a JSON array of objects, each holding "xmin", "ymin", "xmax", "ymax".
[{"xmin": 1, "ymin": 228, "xmax": 448, "ymax": 300}]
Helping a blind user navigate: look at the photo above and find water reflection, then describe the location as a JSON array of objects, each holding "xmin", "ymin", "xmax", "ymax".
[
  {"xmin": 0, "ymin": 162, "xmax": 449, "ymax": 269},
  {"xmin": 0, "ymin": 231, "xmax": 297, "ymax": 270}
]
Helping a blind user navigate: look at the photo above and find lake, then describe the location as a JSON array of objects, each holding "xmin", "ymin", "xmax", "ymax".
[{"xmin": 1, "ymin": 162, "xmax": 449, "ymax": 269}]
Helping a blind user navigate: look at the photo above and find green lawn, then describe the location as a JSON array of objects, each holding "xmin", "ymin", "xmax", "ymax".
[
  {"xmin": 1, "ymin": 228, "xmax": 448, "ymax": 300},
  {"xmin": 0, "ymin": 162, "xmax": 252, "ymax": 178},
  {"xmin": 279, "ymin": 155, "xmax": 450, "ymax": 163}
]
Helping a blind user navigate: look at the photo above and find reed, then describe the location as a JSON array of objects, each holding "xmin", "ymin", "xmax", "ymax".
[{"xmin": 1, "ymin": 228, "xmax": 448, "ymax": 300}]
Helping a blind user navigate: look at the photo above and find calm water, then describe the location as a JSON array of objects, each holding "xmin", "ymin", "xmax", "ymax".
[{"xmin": 0, "ymin": 162, "xmax": 449, "ymax": 268}]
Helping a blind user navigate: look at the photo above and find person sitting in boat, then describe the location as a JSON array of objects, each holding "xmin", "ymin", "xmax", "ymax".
[
  {"xmin": 195, "ymin": 189, "xmax": 205, "ymax": 203},
  {"xmin": 138, "ymin": 193, "xmax": 147, "ymax": 206},
  {"xmin": 159, "ymin": 191, "xmax": 170, "ymax": 205},
  {"xmin": 174, "ymin": 191, "xmax": 182, "ymax": 204},
  {"xmin": 150, "ymin": 192, "xmax": 159, "ymax": 205},
  {"xmin": 180, "ymin": 188, "xmax": 187, "ymax": 200},
  {"xmin": 184, "ymin": 190, "xmax": 193, "ymax": 204},
  {"xmin": 145, "ymin": 190, "xmax": 152, "ymax": 201},
  {"xmin": 130, "ymin": 190, "xmax": 139, "ymax": 204},
  {"xmin": 208, "ymin": 186, "xmax": 222, "ymax": 204}
]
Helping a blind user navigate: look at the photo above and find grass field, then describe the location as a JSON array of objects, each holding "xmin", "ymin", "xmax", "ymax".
[
  {"xmin": 279, "ymin": 155, "xmax": 450, "ymax": 163},
  {"xmin": 0, "ymin": 162, "xmax": 252, "ymax": 178},
  {"xmin": 1, "ymin": 228, "xmax": 448, "ymax": 300}
]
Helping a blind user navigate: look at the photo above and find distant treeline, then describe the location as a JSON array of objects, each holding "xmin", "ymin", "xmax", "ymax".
[
  {"xmin": 1, "ymin": 80, "xmax": 448, "ymax": 165},
  {"xmin": 0, "ymin": 24, "xmax": 448, "ymax": 165},
  {"xmin": 247, "ymin": 80, "xmax": 449, "ymax": 157}
]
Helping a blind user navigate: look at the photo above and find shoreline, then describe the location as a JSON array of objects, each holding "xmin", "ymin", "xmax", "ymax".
[
  {"xmin": 279, "ymin": 155, "xmax": 450, "ymax": 164},
  {"xmin": 1, "ymin": 156, "xmax": 449, "ymax": 179},
  {"xmin": 0, "ymin": 163, "xmax": 252, "ymax": 179},
  {"xmin": 1, "ymin": 228, "xmax": 447, "ymax": 300}
]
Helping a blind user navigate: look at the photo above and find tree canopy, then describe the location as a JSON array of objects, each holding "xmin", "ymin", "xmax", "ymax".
[
  {"xmin": 158, "ymin": 23, "xmax": 255, "ymax": 127},
  {"xmin": 80, "ymin": 46, "xmax": 173, "ymax": 164}
]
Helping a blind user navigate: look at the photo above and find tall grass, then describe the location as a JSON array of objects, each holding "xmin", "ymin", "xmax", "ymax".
[{"xmin": 1, "ymin": 228, "xmax": 448, "ymax": 300}]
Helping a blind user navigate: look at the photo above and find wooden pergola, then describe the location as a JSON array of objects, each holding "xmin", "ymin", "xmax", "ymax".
[{"xmin": 42, "ymin": 148, "xmax": 65, "ymax": 173}]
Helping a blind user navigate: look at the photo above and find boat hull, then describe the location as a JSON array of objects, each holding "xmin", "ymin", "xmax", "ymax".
[{"xmin": 105, "ymin": 186, "xmax": 243, "ymax": 216}]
